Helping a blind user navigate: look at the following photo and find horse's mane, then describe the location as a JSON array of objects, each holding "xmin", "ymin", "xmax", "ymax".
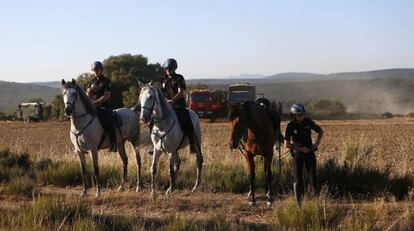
[
  {"xmin": 64, "ymin": 81, "xmax": 96, "ymax": 115},
  {"xmin": 243, "ymin": 101, "xmax": 263, "ymax": 121},
  {"xmin": 75, "ymin": 84, "xmax": 96, "ymax": 115},
  {"xmin": 153, "ymin": 85, "xmax": 170, "ymax": 117}
]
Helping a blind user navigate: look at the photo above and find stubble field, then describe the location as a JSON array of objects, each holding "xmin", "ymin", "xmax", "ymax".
[{"xmin": 0, "ymin": 118, "xmax": 414, "ymax": 230}]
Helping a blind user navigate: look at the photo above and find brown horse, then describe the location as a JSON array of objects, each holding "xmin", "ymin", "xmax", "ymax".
[{"xmin": 228, "ymin": 101, "xmax": 277, "ymax": 206}]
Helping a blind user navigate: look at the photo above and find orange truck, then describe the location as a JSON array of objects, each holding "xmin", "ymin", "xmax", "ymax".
[{"xmin": 188, "ymin": 89, "xmax": 227, "ymax": 118}]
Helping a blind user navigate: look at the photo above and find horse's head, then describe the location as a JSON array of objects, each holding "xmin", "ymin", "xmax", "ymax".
[
  {"xmin": 138, "ymin": 82, "xmax": 158, "ymax": 124},
  {"xmin": 228, "ymin": 103, "xmax": 248, "ymax": 149},
  {"xmin": 61, "ymin": 79, "xmax": 78, "ymax": 117}
]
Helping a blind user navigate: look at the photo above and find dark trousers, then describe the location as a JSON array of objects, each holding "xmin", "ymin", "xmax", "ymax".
[
  {"xmin": 292, "ymin": 151, "xmax": 318, "ymax": 197},
  {"xmin": 97, "ymin": 107, "xmax": 116, "ymax": 145},
  {"xmin": 174, "ymin": 107, "xmax": 196, "ymax": 145}
]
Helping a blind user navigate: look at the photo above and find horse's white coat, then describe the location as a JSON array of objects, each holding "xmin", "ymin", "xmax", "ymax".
[
  {"xmin": 62, "ymin": 79, "xmax": 142, "ymax": 197},
  {"xmin": 139, "ymin": 84, "xmax": 203, "ymax": 198}
]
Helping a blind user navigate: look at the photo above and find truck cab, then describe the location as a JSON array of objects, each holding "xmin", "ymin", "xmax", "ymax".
[{"xmin": 228, "ymin": 83, "xmax": 256, "ymax": 105}]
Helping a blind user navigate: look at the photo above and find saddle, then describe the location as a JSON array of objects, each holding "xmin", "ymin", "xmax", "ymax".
[
  {"xmin": 112, "ymin": 111, "xmax": 123, "ymax": 128},
  {"xmin": 173, "ymin": 107, "xmax": 189, "ymax": 132},
  {"xmin": 245, "ymin": 101, "xmax": 282, "ymax": 139}
]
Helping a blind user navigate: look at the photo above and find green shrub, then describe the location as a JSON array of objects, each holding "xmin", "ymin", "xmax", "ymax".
[
  {"xmin": 36, "ymin": 161, "xmax": 83, "ymax": 186},
  {"xmin": 274, "ymin": 197, "xmax": 343, "ymax": 230},
  {"xmin": 0, "ymin": 149, "xmax": 33, "ymax": 182},
  {"xmin": 164, "ymin": 213, "xmax": 190, "ymax": 231},
  {"xmin": 340, "ymin": 200, "xmax": 387, "ymax": 230},
  {"xmin": 305, "ymin": 99, "xmax": 347, "ymax": 117},
  {"xmin": 319, "ymin": 159, "xmax": 413, "ymax": 199},
  {"xmin": 3, "ymin": 176, "xmax": 38, "ymax": 197},
  {"xmin": 203, "ymin": 163, "xmax": 250, "ymax": 193},
  {"xmin": 31, "ymin": 196, "xmax": 89, "ymax": 225},
  {"xmin": 0, "ymin": 149, "xmax": 31, "ymax": 170},
  {"xmin": 72, "ymin": 217, "xmax": 101, "ymax": 231},
  {"xmin": 339, "ymin": 142, "xmax": 373, "ymax": 168}
]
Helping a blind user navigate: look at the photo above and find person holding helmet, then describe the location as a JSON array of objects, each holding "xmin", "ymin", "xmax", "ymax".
[
  {"xmin": 284, "ymin": 103, "xmax": 323, "ymax": 207},
  {"xmin": 86, "ymin": 61, "xmax": 117, "ymax": 152},
  {"xmin": 160, "ymin": 58, "xmax": 197, "ymax": 153}
]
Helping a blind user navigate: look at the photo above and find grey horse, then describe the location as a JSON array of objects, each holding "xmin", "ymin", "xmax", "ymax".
[
  {"xmin": 61, "ymin": 79, "xmax": 142, "ymax": 197},
  {"xmin": 138, "ymin": 82, "xmax": 203, "ymax": 198}
]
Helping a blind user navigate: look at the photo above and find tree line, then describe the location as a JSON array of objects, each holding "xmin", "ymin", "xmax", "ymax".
[{"xmin": 2, "ymin": 53, "xmax": 348, "ymax": 121}]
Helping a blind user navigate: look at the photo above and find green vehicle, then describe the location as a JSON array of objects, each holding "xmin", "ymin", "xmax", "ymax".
[{"xmin": 16, "ymin": 102, "xmax": 44, "ymax": 122}]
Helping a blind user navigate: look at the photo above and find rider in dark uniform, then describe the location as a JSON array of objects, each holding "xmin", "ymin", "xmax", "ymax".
[
  {"xmin": 284, "ymin": 103, "xmax": 323, "ymax": 207},
  {"xmin": 161, "ymin": 58, "xmax": 197, "ymax": 153},
  {"xmin": 86, "ymin": 61, "xmax": 117, "ymax": 152}
]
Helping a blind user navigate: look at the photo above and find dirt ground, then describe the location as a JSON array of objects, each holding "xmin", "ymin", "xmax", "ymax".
[{"xmin": 1, "ymin": 118, "xmax": 414, "ymax": 228}]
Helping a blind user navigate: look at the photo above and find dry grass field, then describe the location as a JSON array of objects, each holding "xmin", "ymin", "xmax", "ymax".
[{"xmin": 1, "ymin": 118, "xmax": 414, "ymax": 230}]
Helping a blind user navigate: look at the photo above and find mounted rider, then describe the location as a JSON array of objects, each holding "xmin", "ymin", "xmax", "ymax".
[
  {"xmin": 284, "ymin": 103, "xmax": 323, "ymax": 207},
  {"xmin": 161, "ymin": 58, "xmax": 197, "ymax": 153},
  {"xmin": 86, "ymin": 61, "xmax": 117, "ymax": 152}
]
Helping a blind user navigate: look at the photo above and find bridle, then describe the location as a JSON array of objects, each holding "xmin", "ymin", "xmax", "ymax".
[
  {"xmin": 64, "ymin": 87, "xmax": 96, "ymax": 144},
  {"xmin": 65, "ymin": 88, "xmax": 89, "ymax": 119},
  {"xmin": 141, "ymin": 88, "xmax": 171, "ymax": 124}
]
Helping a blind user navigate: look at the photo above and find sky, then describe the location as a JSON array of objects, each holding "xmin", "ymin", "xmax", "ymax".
[{"xmin": 0, "ymin": 0, "xmax": 413, "ymax": 82}]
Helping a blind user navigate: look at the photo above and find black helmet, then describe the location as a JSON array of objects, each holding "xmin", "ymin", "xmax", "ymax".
[
  {"xmin": 91, "ymin": 61, "xmax": 103, "ymax": 71},
  {"xmin": 290, "ymin": 103, "xmax": 305, "ymax": 115},
  {"xmin": 162, "ymin": 58, "xmax": 178, "ymax": 70}
]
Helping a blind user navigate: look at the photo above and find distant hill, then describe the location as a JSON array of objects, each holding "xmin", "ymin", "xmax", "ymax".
[
  {"xmin": 28, "ymin": 81, "xmax": 61, "ymax": 88},
  {"xmin": 0, "ymin": 81, "xmax": 59, "ymax": 114},
  {"xmin": 189, "ymin": 68, "xmax": 414, "ymax": 114},
  {"xmin": 265, "ymin": 72, "xmax": 320, "ymax": 80}
]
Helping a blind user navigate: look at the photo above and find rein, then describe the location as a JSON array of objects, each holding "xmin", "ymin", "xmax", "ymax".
[
  {"xmin": 143, "ymin": 88, "xmax": 177, "ymax": 153},
  {"xmin": 65, "ymin": 88, "xmax": 97, "ymax": 146}
]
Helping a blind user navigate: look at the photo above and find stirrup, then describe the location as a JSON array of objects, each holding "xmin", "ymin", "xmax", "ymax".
[
  {"xmin": 190, "ymin": 144, "xmax": 197, "ymax": 154},
  {"xmin": 109, "ymin": 144, "xmax": 117, "ymax": 152}
]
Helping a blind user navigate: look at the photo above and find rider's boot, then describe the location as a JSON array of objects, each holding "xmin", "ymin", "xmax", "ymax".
[
  {"xmin": 188, "ymin": 133, "xmax": 197, "ymax": 154},
  {"xmin": 108, "ymin": 126, "xmax": 117, "ymax": 152},
  {"xmin": 294, "ymin": 182, "xmax": 302, "ymax": 208}
]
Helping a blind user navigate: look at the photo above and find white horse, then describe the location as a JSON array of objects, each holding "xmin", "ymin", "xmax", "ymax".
[
  {"xmin": 61, "ymin": 79, "xmax": 142, "ymax": 197},
  {"xmin": 138, "ymin": 82, "xmax": 203, "ymax": 198}
]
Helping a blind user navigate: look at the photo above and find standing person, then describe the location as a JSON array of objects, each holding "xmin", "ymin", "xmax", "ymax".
[
  {"xmin": 284, "ymin": 103, "xmax": 323, "ymax": 207},
  {"xmin": 161, "ymin": 58, "xmax": 197, "ymax": 153},
  {"xmin": 86, "ymin": 61, "xmax": 117, "ymax": 152}
]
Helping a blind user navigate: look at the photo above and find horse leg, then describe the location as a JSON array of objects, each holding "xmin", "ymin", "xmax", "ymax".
[
  {"xmin": 91, "ymin": 150, "xmax": 100, "ymax": 197},
  {"xmin": 77, "ymin": 151, "xmax": 87, "ymax": 197},
  {"xmin": 133, "ymin": 143, "xmax": 143, "ymax": 192},
  {"xmin": 192, "ymin": 142, "xmax": 203, "ymax": 192},
  {"xmin": 151, "ymin": 149, "xmax": 162, "ymax": 200},
  {"xmin": 166, "ymin": 152, "xmax": 178, "ymax": 197},
  {"xmin": 117, "ymin": 143, "xmax": 128, "ymax": 192},
  {"xmin": 245, "ymin": 154, "xmax": 256, "ymax": 206},
  {"xmin": 264, "ymin": 155, "xmax": 274, "ymax": 206}
]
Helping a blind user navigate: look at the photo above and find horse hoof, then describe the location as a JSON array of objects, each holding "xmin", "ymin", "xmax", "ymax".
[
  {"xmin": 80, "ymin": 191, "xmax": 86, "ymax": 197},
  {"xmin": 151, "ymin": 191, "xmax": 156, "ymax": 201},
  {"xmin": 165, "ymin": 188, "xmax": 173, "ymax": 197},
  {"xmin": 247, "ymin": 191, "xmax": 252, "ymax": 199},
  {"xmin": 266, "ymin": 201, "xmax": 274, "ymax": 207},
  {"xmin": 117, "ymin": 186, "xmax": 124, "ymax": 192},
  {"xmin": 135, "ymin": 186, "xmax": 140, "ymax": 192},
  {"xmin": 192, "ymin": 183, "xmax": 199, "ymax": 193},
  {"xmin": 248, "ymin": 201, "xmax": 256, "ymax": 206},
  {"xmin": 95, "ymin": 190, "xmax": 100, "ymax": 198}
]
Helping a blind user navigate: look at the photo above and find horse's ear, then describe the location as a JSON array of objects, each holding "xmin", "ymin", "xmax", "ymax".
[
  {"xmin": 61, "ymin": 79, "xmax": 66, "ymax": 86},
  {"xmin": 148, "ymin": 81, "xmax": 154, "ymax": 86},
  {"xmin": 137, "ymin": 81, "xmax": 144, "ymax": 89},
  {"xmin": 71, "ymin": 78, "xmax": 76, "ymax": 84}
]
